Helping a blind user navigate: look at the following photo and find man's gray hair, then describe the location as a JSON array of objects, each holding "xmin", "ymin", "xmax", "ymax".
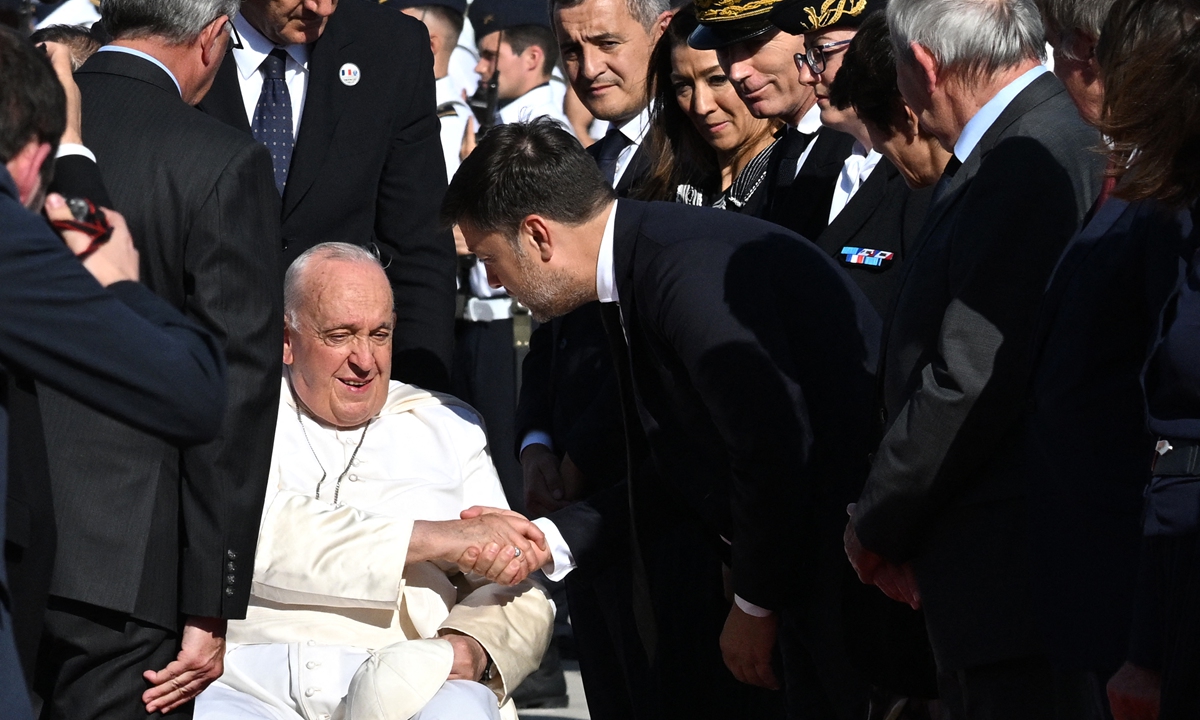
[
  {"xmin": 284, "ymin": 242, "xmax": 388, "ymax": 329},
  {"xmin": 888, "ymin": 0, "xmax": 1047, "ymax": 76},
  {"xmin": 550, "ymin": 0, "xmax": 672, "ymax": 31},
  {"xmin": 101, "ymin": 0, "xmax": 240, "ymax": 44},
  {"xmin": 1036, "ymin": 0, "xmax": 1116, "ymax": 37}
]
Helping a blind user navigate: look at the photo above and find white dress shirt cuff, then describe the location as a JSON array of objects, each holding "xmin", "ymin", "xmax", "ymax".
[
  {"xmin": 520, "ymin": 431, "xmax": 554, "ymax": 456},
  {"xmin": 531, "ymin": 517, "xmax": 576, "ymax": 581},
  {"xmin": 55, "ymin": 143, "xmax": 96, "ymax": 162},
  {"xmin": 734, "ymin": 595, "xmax": 774, "ymax": 618}
]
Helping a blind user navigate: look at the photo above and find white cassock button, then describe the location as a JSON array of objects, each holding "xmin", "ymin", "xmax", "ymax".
[
  {"xmin": 306, "ymin": 661, "xmax": 319, "ymax": 669},
  {"xmin": 349, "ymin": 474, "xmax": 359, "ymax": 482},
  {"xmin": 305, "ymin": 688, "xmax": 319, "ymax": 698}
]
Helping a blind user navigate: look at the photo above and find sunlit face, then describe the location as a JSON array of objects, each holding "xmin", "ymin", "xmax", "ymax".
[
  {"xmin": 554, "ymin": 0, "xmax": 665, "ymax": 123},
  {"xmin": 797, "ymin": 29, "xmax": 856, "ymax": 128},
  {"xmin": 476, "ymin": 32, "xmax": 530, "ymax": 101},
  {"xmin": 241, "ymin": 0, "xmax": 338, "ymax": 46},
  {"xmin": 715, "ymin": 28, "xmax": 813, "ymax": 124},
  {"xmin": 284, "ymin": 259, "xmax": 394, "ymax": 429},
  {"xmin": 671, "ymin": 43, "xmax": 770, "ymax": 155},
  {"xmin": 1047, "ymin": 28, "xmax": 1102, "ymax": 125},
  {"xmin": 461, "ymin": 220, "xmax": 594, "ymax": 323}
]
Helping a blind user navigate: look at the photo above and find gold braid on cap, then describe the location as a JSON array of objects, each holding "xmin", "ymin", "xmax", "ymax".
[
  {"xmin": 694, "ymin": 0, "xmax": 780, "ymax": 22},
  {"xmin": 801, "ymin": 0, "xmax": 867, "ymax": 30}
]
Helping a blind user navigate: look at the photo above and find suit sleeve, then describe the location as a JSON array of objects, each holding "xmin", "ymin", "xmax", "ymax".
[
  {"xmin": 643, "ymin": 242, "xmax": 815, "ymax": 611},
  {"xmin": 0, "ymin": 196, "xmax": 225, "ymax": 443},
  {"xmin": 177, "ymin": 142, "xmax": 284, "ymax": 619},
  {"xmin": 855, "ymin": 138, "xmax": 1096, "ymax": 562},
  {"xmin": 514, "ymin": 320, "xmax": 555, "ymax": 458},
  {"xmin": 374, "ymin": 24, "xmax": 457, "ymax": 392}
]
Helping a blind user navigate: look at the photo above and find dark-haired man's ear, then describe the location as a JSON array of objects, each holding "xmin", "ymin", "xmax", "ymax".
[{"xmin": 524, "ymin": 215, "xmax": 556, "ymax": 262}]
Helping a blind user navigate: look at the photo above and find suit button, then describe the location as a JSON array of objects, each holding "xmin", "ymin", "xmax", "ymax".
[
  {"xmin": 879, "ymin": 409, "xmax": 887, "ymax": 425},
  {"xmin": 225, "ymin": 587, "xmax": 235, "ymax": 596},
  {"xmin": 227, "ymin": 562, "xmax": 236, "ymax": 572},
  {"xmin": 227, "ymin": 575, "xmax": 237, "ymax": 585},
  {"xmin": 227, "ymin": 550, "xmax": 238, "ymax": 560},
  {"xmin": 558, "ymin": 338, "xmax": 568, "ymax": 349}
]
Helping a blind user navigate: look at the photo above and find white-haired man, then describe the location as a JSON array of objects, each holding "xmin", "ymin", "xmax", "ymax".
[
  {"xmin": 842, "ymin": 0, "xmax": 1106, "ymax": 714},
  {"xmin": 196, "ymin": 243, "xmax": 554, "ymax": 720}
]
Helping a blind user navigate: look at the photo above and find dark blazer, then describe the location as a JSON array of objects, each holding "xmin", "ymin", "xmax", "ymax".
[
  {"xmin": 557, "ymin": 200, "xmax": 880, "ymax": 610},
  {"xmin": 763, "ymin": 126, "xmax": 855, "ymax": 241},
  {"xmin": 37, "ymin": 49, "xmax": 283, "ymax": 629},
  {"xmin": 814, "ymin": 159, "xmax": 932, "ymax": 319},
  {"xmin": 854, "ymin": 73, "xmax": 1105, "ymax": 670},
  {"xmin": 0, "ymin": 167, "xmax": 225, "ymax": 703},
  {"xmin": 1011, "ymin": 198, "xmax": 1192, "ymax": 674},
  {"xmin": 198, "ymin": 0, "xmax": 457, "ymax": 391}
]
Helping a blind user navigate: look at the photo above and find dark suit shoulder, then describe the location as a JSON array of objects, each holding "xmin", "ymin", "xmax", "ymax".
[{"xmin": 332, "ymin": 0, "xmax": 430, "ymax": 52}]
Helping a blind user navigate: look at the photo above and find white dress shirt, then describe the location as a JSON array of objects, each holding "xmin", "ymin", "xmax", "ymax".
[
  {"xmin": 231, "ymin": 13, "xmax": 310, "ymax": 140},
  {"xmin": 953, "ymin": 65, "xmax": 1049, "ymax": 163},
  {"xmin": 828, "ymin": 142, "xmax": 884, "ymax": 224},
  {"xmin": 792, "ymin": 104, "xmax": 825, "ymax": 180},
  {"xmin": 611, "ymin": 109, "xmax": 651, "ymax": 186}
]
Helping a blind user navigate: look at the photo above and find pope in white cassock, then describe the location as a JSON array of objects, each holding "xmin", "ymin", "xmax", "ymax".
[{"xmin": 196, "ymin": 243, "xmax": 554, "ymax": 720}]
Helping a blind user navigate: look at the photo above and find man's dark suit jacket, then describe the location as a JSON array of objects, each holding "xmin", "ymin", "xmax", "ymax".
[
  {"xmin": 764, "ymin": 126, "xmax": 855, "ymax": 241},
  {"xmin": 199, "ymin": 0, "xmax": 457, "ymax": 391},
  {"xmin": 36, "ymin": 49, "xmax": 283, "ymax": 629},
  {"xmin": 854, "ymin": 73, "xmax": 1105, "ymax": 671},
  {"xmin": 555, "ymin": 200, "xmax": 880, "ymax": 611},
  {"xmin": 0, "ymin": 167, "xmax": 225, "ymax": 708},
  {"xmin": 1010, "ymin": 198, "xmax": 1192, "ymax": 675},
  {"xmin": 814, "ymin": 159, "xmax": 932, "ymax": 318}
]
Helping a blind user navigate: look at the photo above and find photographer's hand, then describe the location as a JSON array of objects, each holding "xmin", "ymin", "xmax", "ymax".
[{"xmin": 44, "ymin": 194, "xmax": 140, "ymax": 286}]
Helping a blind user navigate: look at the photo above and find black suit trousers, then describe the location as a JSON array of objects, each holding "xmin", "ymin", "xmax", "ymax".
[{"xmin": 35, "ymin": 597, "xmax": 184, "ymax": 720}]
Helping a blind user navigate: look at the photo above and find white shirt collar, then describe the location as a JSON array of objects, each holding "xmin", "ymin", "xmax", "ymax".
[
  {"xmin": 795, "ymin": 103, "xmax": 822, "ymax": 134},
  {"xmin": 954, "ymin": 65, "xmax": 1048, "ymax": 162},
  {"xmin": 595, "ymin": 200, "xmax": 620, "ymax": 304},
  {"xmin": 96, "ymin": 45, "xmax": 181, "ymax": 96},
  {"xmin": 617, "ymin": 108, "xmax": 651, "ymax": 146},
  {"xmin": 232, "ymin": 13, "xmax": 310, "ymax": 81},
  {"xmin": 498, "ymin": 83, "xmax": 554, "ymax": 123}
]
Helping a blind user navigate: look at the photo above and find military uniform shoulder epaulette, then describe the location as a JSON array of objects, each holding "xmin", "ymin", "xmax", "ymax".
[{"xmin": 437, "ymin": 101, "xmax": 465, "ymax": 119}]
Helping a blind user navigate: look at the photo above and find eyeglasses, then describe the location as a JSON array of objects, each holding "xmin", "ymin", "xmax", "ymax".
[
  {"xmin": 793, "ymin": 38, "xmax": 853, "ymax": 76},
  {"xmin": 1048, "ymin": 30, "xmax": 1094, "ymax": 63},
  {"xmin": 224, "ymin": 18, "xmax": 244, "ymax": 50}
]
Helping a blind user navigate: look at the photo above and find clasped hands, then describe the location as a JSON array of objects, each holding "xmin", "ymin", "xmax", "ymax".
[
  {"xmin": 844, "ymin": 503, "xmax": 922, "ymax": 610},
  {"xmin": 409, "ymin": 508, "xmax": 551, "ymax": 586}
]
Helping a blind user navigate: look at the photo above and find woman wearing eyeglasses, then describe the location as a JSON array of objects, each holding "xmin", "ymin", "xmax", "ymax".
[
  {"xmin": 768, "ymin": 0, "xmax": 936, "ymax": 319},
  {"xmin": 637, "ymin": 5, "xmax": 781, "ymax": 212}
]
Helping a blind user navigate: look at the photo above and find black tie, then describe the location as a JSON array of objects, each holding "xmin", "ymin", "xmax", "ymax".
[
  {"xmin": 778, "ymin": 125, "xmax": 815, "ymax": 185},
  {"xmin": 596, "ymin": 127, "xmax": 631, "ymax": 186},
  {"xmin": 598, "ymin": 302, "xmax": 659, "ymax": 664},
  {"xmin": 932, "ymin": 155, "xmax": 963, "ymax": 205},
  {"xmin": 252, "ymin": 49, "xmax": 294, "ymax": 195}
]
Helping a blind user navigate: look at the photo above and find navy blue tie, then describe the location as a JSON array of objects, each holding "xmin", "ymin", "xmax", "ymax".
[{"xmin": 253, "ymin": 49, "xmax": 293, "ymax": 194}]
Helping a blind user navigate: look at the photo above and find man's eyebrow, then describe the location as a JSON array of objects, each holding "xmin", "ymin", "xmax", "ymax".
[{"xmin": 586, "ymin": 32, "xmax": 624, "ymax": 43}]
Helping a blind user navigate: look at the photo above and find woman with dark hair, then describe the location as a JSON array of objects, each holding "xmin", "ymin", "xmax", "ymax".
[
  {"xmin": 772, "ymin": 6, "xmax": 938, "ymax": 317},
  {"xmin": 637, "ymin": 4, "xmax": 779, "ymax": 209},
  {"xmin": 1094, "ymin": 0, "xmax": 1200, "ymax": 718}
]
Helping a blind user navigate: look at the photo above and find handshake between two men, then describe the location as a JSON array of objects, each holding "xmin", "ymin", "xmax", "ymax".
[{"xmin": 412, "ymin": 507, "xmax": 554, "ymax": 587}]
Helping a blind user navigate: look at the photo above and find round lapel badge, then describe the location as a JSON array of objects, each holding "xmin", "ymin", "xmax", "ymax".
[{"xmin": 339, "ymin": 63, "xmax": 361, "ymax": 87}]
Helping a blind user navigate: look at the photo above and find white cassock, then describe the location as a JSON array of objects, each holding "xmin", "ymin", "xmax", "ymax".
[{"xmin": 196, "ymin": 377, "xmax": 554, "ymax": 720}]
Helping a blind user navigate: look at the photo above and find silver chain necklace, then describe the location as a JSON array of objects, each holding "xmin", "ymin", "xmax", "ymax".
[{"xmin": 294, "ymin": 400, "xmax": 371, "ymax": 507}]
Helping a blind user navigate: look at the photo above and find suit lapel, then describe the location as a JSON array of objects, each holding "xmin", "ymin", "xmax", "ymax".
[
  {"xmin": 615, "ymin": 143, "xmax": 651, "ymax": 197},
  {"xmin": 283, "ymin": 11, "xmax": 354, "ymax": 220},
  {"xmin": 819, "ymin": 158, "xmax": 894, "ymax": 251},
  {"xmin": 200, "ymin": 47, "xmax": 252, "ymax": 135}
]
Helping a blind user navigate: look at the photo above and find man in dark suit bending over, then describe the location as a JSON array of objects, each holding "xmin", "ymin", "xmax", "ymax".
[
  {"xmin": 445, "ymin": 118, "xmax": 880, "ymax": 719},
  {"xmin": 198, "ymin": 0, "xmax": 457, "ymax": 391}
]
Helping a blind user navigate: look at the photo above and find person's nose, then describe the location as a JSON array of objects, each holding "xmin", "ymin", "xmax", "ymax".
[
  {"xmin": 796, "ymin": 57, "xmax": 819, "ymax": 87},
  {"xmin": 346, "ymin": 337, "xmax": 376, "ymax": 373},
  {"xmin": 693, "ymin": 84, "xmax": 717, "ymax": 117},
  {"xmin": 306, "ymin": 0, "xmax": 337, "ymax": 18},
  {"xmin": 475, "ymin": 56, "xmax": 490, "ymax": 78},
  {"xmin": 580, "ymin": 46, "xmax": 605, "ymax": 82},
  {"xmin": 726, "ymin": 57, "xmax": 753, "ymax": 85},
  {"xmin": 485, "ymin": 264, "xmax": 504, "ymax": 289}
]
